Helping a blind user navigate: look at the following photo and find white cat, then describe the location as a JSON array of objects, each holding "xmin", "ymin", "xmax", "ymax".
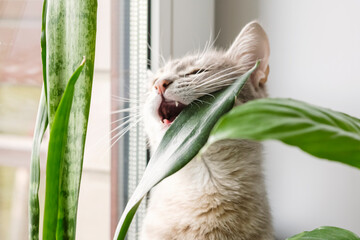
[{"xmin": 141, "ymin": 21, "xmax": 273, "ymax": 240}]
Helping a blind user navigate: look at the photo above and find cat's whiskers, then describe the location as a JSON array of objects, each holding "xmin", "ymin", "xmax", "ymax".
[
  {"xmin": 202, "ymin": 81, "xmax": 236, "ymax": 92},
  {"xmin": 201, "ymin": 30, "xmax": 220, "ymax": 59},
  {"xmin": 199, "ymin": 40, "xmax": 211, "ymax": 60},
  {"xmin": 109, "ymin": 104, "xmax": 143, "ymax": 145},
  {"xmin": 110, "ymin": 116, "xmax": 142, "ymax": 140},
  {"xmin": 198, "ymin": 30, "xmax": 220, "ymax": 60},
  {"xmin": 187, "ymin": 62, "xmax": 218, "ymax": 86},
  {"xmin": 183, "ymin": 71, "xmax": 241, "ymax": 101},
  {"xmin": 198, "ymin": 74, "xmax": 239, "ymax": 89},
  {"xmin": 195, "ymin": 67, "xmax": 242, "ymax": 88},
  {"xmin": 113, "ymin": 93, "xmax": 148, "ymax": 103},
  {"xmin": 111, "ymin": 113, "xmax": 142, "ymax": 125},
  {"xmin": 111, "ymin": 106, "xmax": 141, "ymax": 115},
  {"xmin": 190, "ymin": 66, "xmax": 237, "ymax": 90},
  {"xmin": 108, "ymin": 115, "xmax": 142, "ymax": 142},
  {"xmin": 86, "ymin": 112, "xmax": 142, "ymax": 159},
  {"xmin": 193, "ymin": 98, "xmax": 211, "ymax": 105},
  {"xmin": 192, "ymin": 74, "xmax": 238, "ymax": 94},
  {"xmin": 177, "ymin": 66, "xmax": 242, "ymax": 105},
  {"xmin": 109, "ymin": 116, "xmax": 143, "ymax": 150},
  {"xmin": 147, "ymin": 41, "xmax": 166, "ymax": 67},
  {"xmin": 195, "ymin": 65, "xmax": 241, "ymax": 86},
  {"xmin": 196, "ymin": 81, "xmax": 235, "ymax": 95},
  {"xmin": 112, "ymin": 96, "xmax": 142, "ymax": 104},
  {"xmin": 93, "ymin": 115, "xmax": 143, "ymax": 161},
  {"xmin": 176, "ymin": 62, "xmax": 214, "ymax": 87},
  {"xmin": 197, "ymin": 32, "xmax": 214, "ymax": 59},
  {"xmin": 200, "ymin": 83, "xmax": 235, "ymax": 93},
  {"xmin": 192, "ymin": 92, "xmax": 216, "ymax": 99},
  {"xmin": 190, "ymin": 99, "xmax": 201, "ymax": 109}
]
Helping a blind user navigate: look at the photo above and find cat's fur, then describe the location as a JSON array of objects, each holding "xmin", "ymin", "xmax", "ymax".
[{"xmin": 141, "ymin": 21, "xmax": 273, "ymax": 240}]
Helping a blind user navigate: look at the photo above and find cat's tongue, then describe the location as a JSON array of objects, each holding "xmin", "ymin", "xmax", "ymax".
[{"xmin": 163, "ymin": 119, "xmax": 172, "ymax": 125}]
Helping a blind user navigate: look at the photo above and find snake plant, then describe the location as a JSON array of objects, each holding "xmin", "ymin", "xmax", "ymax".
[{"xmin": 29, "ymin": 0, "xmax": 97, "ymax": 239}]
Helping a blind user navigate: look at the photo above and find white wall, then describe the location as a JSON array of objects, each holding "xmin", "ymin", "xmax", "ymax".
[
  {"xmin": 151, "ymin": 0, "xmax": 215, "ymax": 70},
  {"xmin": 215, "ymin": 0, "xmax": 360, "ymax": 239}
]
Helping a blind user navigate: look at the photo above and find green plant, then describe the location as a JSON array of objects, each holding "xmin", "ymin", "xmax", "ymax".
[
  {"xmin": 287, "ymin": 226, "xmax": 360, "ymax": 240},
  {"xmin": 29, "ymin": 0, "xmax": 97, "ymax": 239},
  {"xmin": 113, "ymin": 62, "xmax": 360, "ymax": 240}
]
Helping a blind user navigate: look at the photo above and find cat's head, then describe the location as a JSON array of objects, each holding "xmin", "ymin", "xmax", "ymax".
[{"xmin": 144, "ymin": 21, "xmax": 270, "ymax": 149}]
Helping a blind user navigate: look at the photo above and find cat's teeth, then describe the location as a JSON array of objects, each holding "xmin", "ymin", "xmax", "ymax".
[{"xmin": 175, "ymin": 101, "xmax": 179, "ymax": 107}]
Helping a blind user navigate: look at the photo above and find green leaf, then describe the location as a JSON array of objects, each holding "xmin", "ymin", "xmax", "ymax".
[
  {"xmin": 113, "ymin": 62, "xmax": 259, "ymax": 240},
  {"xmin": 29, "ymin": 87, "xmax": 48, "ymax": 240},
  {"xmin": 208, "ymin": 98, "xmax": 360, "ymax": 169},
  {"xmin": 29, "ymin": 1, "xmax": 48, "ymax": 238},
  {"xmin": 287, "ymin": 226, "xmax": 360, "ymax": 240},
  {"xmin": 43, "ymin": 59, "xmax": 85, "ymax": 240},
  {"xmin": 46, "ymin": 0, "xmax": 97, "ymax": 126},
  {"xmin": 40, "ymin": 0, "xmax": 47, "ymax": 101},
  {"xmin": 44, "ymin": 0, "xmax": 97, "ymax": 238}
]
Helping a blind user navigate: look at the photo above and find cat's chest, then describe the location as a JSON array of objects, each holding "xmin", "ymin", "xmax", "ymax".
[
  {"xmin": 141, "ymin": 141, "xmax": 272, "ymax": 240},
  {"xmin": 149, "ymin": 140, "xmax": 263, "ymax": 205},
  {"xmin": 150, "ymin": 157, "xmax": 215, "ymax": 205},
  {"xmin": 146, "ymin": 157, "xmax": 225, "ymax": 230}
]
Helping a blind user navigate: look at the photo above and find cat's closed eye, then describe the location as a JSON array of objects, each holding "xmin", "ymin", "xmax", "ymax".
[{"xmin": 184, "ymin": 68, "xmax": 208, "ymax": 77}]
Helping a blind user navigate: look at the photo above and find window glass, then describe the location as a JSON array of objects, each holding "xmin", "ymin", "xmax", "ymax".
[{"xmin": 0, "ymin": 0, "xmax": 111, "ymax": 239}]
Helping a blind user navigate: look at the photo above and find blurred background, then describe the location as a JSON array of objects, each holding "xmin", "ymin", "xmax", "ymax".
[
  {"xmin": 0, "ymin": 0, "xmax": 111, "ymax": 239},
  {"xmin": 1, "ymin": 0, "xmax": 359, "ymax": 239}
]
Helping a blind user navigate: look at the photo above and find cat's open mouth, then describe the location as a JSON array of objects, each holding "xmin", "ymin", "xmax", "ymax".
[{"xmin": 158, "ymin": 97, "xmax": 186, "ymax": 125}]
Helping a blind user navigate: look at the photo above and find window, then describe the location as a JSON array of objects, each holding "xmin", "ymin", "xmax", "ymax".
[
  {"xmin": 0, "ymin": 1, "xmax": 44, "ymax": 239},
  {"xmin": 111, "ymin": 0, "xmax": 214, "ymax": 239},
  {"xmin": 0, "ymin": 0, "xmax": 111, "ymax": 239},
  {"xmin": 110, "ymin": 0, "xmax": 149, "ymax": 238}
]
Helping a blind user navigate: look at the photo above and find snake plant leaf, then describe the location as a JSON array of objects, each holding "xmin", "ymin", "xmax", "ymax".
[
  {"xmin": 46, "ymin": 0, "xmax": 97, "ymax": 127},
  {"xmin": 208, "ymin": 98, "xmax": 360, "ymax": 169},
  {"xmin": 40, "ymin": 0, "xmax": 47, "ymax": 101},
  {"xmin": 29, "ymin": 87, "xmax": 48, "ymax": 240},
  {"xmin": 43, "ymin": 58, "xmax": 85, "ymax": 240},
  {"xmin": 286, "ymin": 226, "xmax": 360, "ymax": 240},
  {"xmin": 44, "ymin": 0, "xmax": 97, "ymax": 238},
  {"xmin": 113, "ymin": 62, "xmax": 259, "ymax": 240}
]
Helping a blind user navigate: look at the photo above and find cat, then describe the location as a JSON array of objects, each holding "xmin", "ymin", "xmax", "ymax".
[{"xmin": 141, "ymin": 21, "xmax": 273, "ymax": 240}]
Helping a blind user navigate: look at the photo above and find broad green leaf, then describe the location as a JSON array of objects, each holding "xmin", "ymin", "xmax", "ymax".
[
  {"xmin": 43, "ymin": 59, "xmax": 85, "ymax": 240},
  {"xmin": 287, "ymin": 226, "xmax": 360, "ymax": 240},
  {"xmin": 113, "ymin": 62, "xmax": 259, "ymax": 240},
  {"xmin": 29, "ymin": 87, "xmax": 48, "ymax": 240},
  {"xmin": 208, "ymin": 98, "xmax": 360, "ymax": 169},
  {"xmin": 44, "ymin": 0, "xmax": 97, "ymax": 238}
]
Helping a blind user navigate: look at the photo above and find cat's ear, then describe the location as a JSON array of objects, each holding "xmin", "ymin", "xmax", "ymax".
[{"xmin": 226, "ymin": 21, "xmax": 270, "ymax": 87}]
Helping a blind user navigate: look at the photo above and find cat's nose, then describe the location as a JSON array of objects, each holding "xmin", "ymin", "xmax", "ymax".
[{"xmin": 154, "ymin": 79, "xmax": 172, "ymax": 94}]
